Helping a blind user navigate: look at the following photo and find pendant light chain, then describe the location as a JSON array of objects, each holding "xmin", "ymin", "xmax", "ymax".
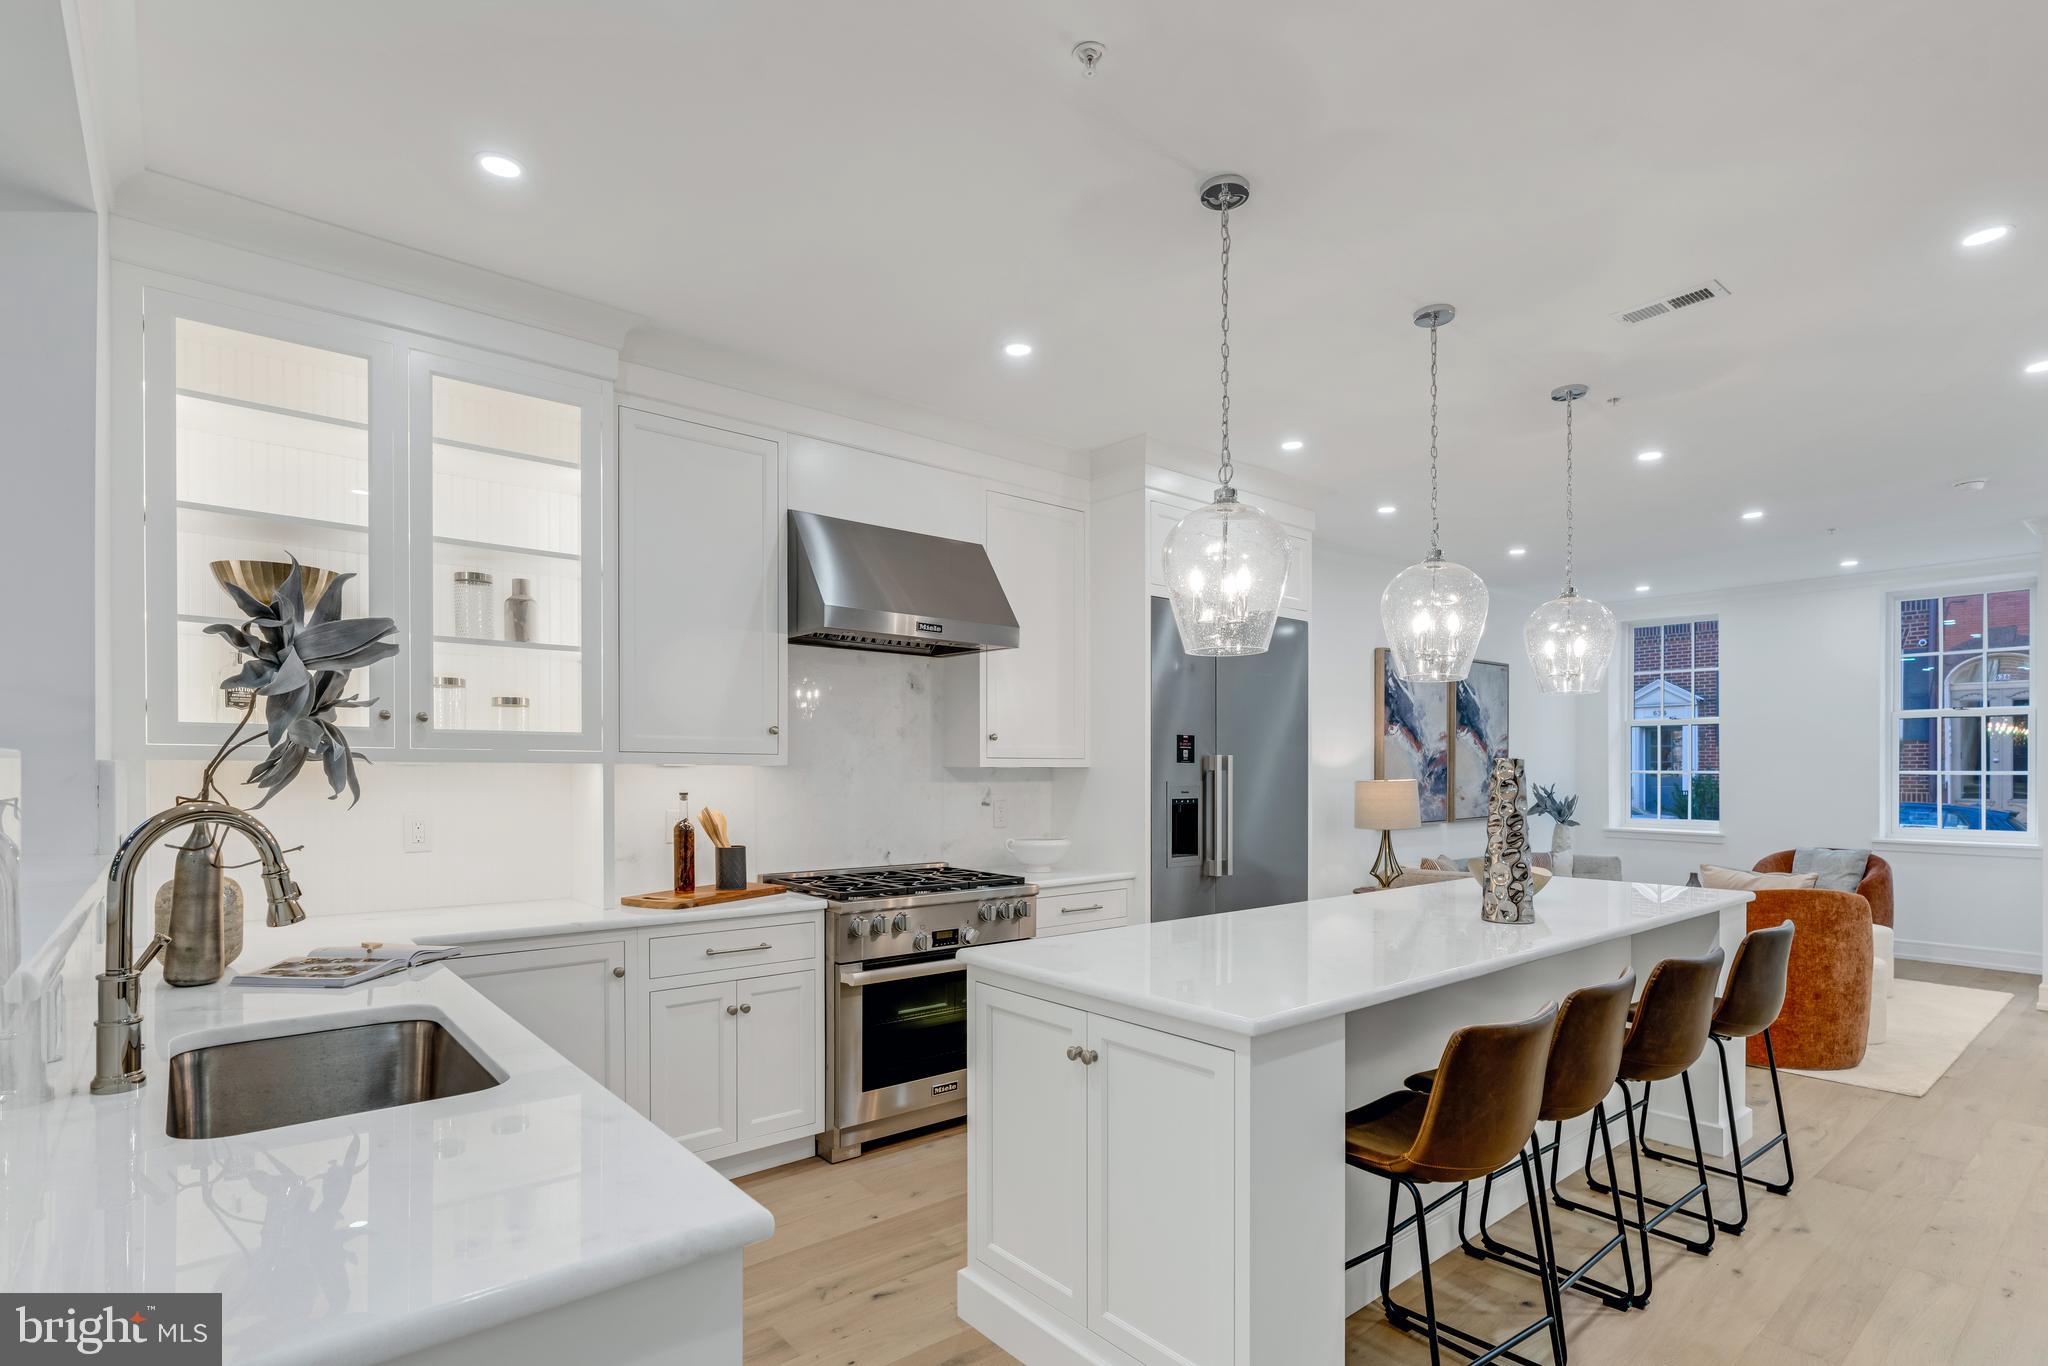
[
  {"xmin": 1563, "ymin": 394, "xmax": 1576, "ymax": 594},
  {"xmin": 1217, "ymin": 196, "xmax": 1234, "ymax": 490},
  {"xmin": 1427, "ymin": 322, "xmax": 1441, "ymax": 560}
]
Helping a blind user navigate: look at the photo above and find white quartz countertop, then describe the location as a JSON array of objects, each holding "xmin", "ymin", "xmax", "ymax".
[
  {"xmin": 959, "ymin": 878, "xmax": 1751, "ymax": 1037},
  {"xmin": 0, "ymin": 893, "xmax": 806, "ymax": 1365},
  {"xmin": 1006, "ymin": 868, "xmax": 1135, "ymax": 891},
  {"xmin": 243, "ymin": 892, "xmax": 825, "ymax": 957}
]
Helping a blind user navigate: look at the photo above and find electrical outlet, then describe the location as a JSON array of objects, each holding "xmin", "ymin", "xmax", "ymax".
[
  {"xmin": 992, "ymin": 799, "xmax": 1008, "ymax": 829},
  {"xmin": 403, "ymin": 812, "xmax": 432, "ymax": 853}
]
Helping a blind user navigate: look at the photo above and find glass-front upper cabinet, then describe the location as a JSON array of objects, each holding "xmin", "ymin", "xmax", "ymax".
[
  {"xmin": 405, "ymin": 352, "xmax": 603, "ymax": 751},
  {"xmin": 143, "ymin": 292, "xmax": 401, "ymax": 749}
]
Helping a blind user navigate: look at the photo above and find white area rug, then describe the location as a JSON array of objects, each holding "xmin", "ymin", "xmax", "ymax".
[{"xmin": 1781, "ymin": 977, "xmax": 2011, "ymax": 1097}]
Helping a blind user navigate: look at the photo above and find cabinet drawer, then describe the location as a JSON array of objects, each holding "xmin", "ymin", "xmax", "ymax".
[
  {"xmin": 1036, "ymin": 887, "xmax": 1129, "ymax": 935},
  {"xmin": 648, "ymin": 919, "xmax": 818, "ymax": 978}
]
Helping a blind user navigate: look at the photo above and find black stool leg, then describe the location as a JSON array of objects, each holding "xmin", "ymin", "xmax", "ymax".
[
  {"xmin": 1520, "ymin": 1146, "xmax": 1568, "ymax": 1366},
  {"xmin": 1711, "ymin": 1035, "xmax": 1752, "ymax": 1233},
  {"xmin": 1368, "ymin": 1170, "xmax": 1562, "ymax": 1366},
  {"xmin": 1591, "ymin": 1101, "xmax": 1638, "ymax": 1310},
  {"xmin": 1759, "ymin": 1028, "xmax": 1797, "ymax": 1194},
  {"xmin": 1641, "ymin": 1029, "xmax": 1798, "ymax": 1209}
]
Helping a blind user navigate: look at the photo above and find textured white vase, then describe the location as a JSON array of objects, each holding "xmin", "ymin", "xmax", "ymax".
[{"xmin": 1551, "ymin": 823, "xmax": 1576, "ymax": 877}]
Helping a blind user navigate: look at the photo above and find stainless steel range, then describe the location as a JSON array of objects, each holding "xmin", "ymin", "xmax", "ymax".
[{"xmin": 764, "ymin": 862, "xmax": 1035, "ymax": 1162}]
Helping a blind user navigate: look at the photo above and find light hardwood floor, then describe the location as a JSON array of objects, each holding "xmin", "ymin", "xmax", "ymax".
[{"xmin": 738, "ymin": 963, "xmax": 2048, "ymax": 1365}]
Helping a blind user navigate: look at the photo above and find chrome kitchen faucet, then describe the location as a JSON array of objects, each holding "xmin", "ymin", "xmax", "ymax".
[{"xmin": 92, "ymin": 801, "xmax": 305, "ymax": 1094}]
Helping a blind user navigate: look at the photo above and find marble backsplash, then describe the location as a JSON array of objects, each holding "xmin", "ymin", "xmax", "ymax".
[{"xmin": 613, "ymin": 648, "xmax": 1055, "ymax": 894}]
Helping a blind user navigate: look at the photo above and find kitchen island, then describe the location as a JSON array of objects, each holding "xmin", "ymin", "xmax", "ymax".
[{"xmin": 955, "ymin": 876, "xmax": 1753, "ymax": 1366}]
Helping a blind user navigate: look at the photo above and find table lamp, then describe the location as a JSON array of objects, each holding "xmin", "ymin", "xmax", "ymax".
[{"xmin": 1355, "ymin": 779, "xmax": 1422, "ymax": 889}]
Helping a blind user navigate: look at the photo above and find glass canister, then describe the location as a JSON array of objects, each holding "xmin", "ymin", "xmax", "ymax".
[
  {"xmin": 492, "ymin": 695, "xmax": 531, "ymax": 732},
  {"xmin": 432, "ymin": 675, "xmax": 468, "ymax": 731},
  {"xmin": 452, "ymin": 571, "xmax": 495, "ymax": 639}
]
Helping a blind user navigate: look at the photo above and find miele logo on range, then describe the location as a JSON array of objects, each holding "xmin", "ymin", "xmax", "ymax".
[
  {"xmin": 915, "ymin": 620, "xmax": 944, "ymax": 634},
  {"xmin": 7, "ymin": 1296, "xmax": 220, "ymax": 1362}
]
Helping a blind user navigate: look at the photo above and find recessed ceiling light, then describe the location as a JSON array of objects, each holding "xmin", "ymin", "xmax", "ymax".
[
  {"xmin": 1002, "ymin": 341, "xmax": 1033, "ymax": 358},
  {"xmin": 1953, "ymin": 478, "xmax": 1989, "ymax": 491},
  {"xmin": 2025, "ymin": 359, "xmax": 2048, "ymax": 375},
  {"xmin": 1636, "ymin": 450, "xmax": 1664, "ymax": 463},
  {"xmin": 1839, "ymin": 558, "xmax": 1859, "ymax": 568},
  {"xmin": 1634, "ymin": 584, "xmax": 1651, "ymax": 593},
  {"xmin": 1506, "ymin": 545, "xmax": 1527, "ymax": 557},
  {"xmin": 1376, "ymin": 504, "xmax": 1397, "ymax": 516},
  {"xmin": 1960, "ymin": 224, "xmax": 2010, "ymax": 247},
  {"xmin": 1280, "ymin": 439, "xmax": 1304, "ymax": 452},
  {"xmin": 476, "ymin": 153, "xmax": 523, "ymax": 179},
  {"xmin": 1740, "ymin": 509, "xmax": 1765, "ymax": 521}
]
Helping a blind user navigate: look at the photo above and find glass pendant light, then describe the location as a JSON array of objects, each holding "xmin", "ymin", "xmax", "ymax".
[
  {"xmin": 1524, "ymin": 384, "xmax": 1617, "ymax": 693},
  {"xmin": 1380, "ymin": 305, "xmax": 1489, "ymax": 681},
  {"xmin": 1163, "ymin": 174, "xmax": 1293, "ymax": 657}
]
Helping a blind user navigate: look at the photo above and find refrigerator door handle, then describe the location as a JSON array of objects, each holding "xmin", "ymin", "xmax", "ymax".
[{"xmin": 1201, "ymin": 754, "xmax": 1234, "ymax": 877}]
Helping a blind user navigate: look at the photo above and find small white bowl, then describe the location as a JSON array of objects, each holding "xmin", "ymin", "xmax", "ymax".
[{"xmin": 1005, "ymin": 837, "xmax": 1071, "ymax": 873}]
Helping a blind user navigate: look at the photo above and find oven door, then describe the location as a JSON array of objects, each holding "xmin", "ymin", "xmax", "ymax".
[{"xmin": 834, "ymin": 954, "xmax": 968, "ymax": 1131}]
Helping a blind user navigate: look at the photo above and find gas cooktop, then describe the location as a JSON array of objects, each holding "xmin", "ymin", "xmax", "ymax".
[{"xmin": 762, "ymin": 862, "xmax": 1026, "ymax": 903}]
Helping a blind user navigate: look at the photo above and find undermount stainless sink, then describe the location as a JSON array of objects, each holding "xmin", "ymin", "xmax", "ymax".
[{"xmin": 166, "ymin": 1018, "xmax": 500, "ymax": 1139}]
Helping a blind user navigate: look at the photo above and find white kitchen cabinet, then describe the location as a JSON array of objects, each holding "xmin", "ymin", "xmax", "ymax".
[
  {"xmin": 1032, "ymin": 883, "xmax": 1131, "ymax": 938},
  {"xmin": 617, "ymin": 407, "xmax": 787, "ymax": 759},
  {"xmin": 448, "ymin": 939, "xmax": 629, "ymax": 1097},
  {"xmin": 735, "ymin": 970, "xmax": 819, "ymax": 1141},
  {"xmin": 945, "ymin": 491, "xmax": 1088, "ymax": 766},
  {"xmin": 970, "ymin": 984, "xmax": 1236, "ymax": 1363},
  {"xmin": 647, "ymin": 978, "xmax": 741, "ymax": 1150}
]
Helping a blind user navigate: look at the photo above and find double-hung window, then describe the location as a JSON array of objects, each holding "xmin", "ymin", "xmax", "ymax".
[
  {"xmin": 1626, "ymin": 618, "xmax": 1721, "ymax": 826},
  {"xmin": 1892, "ymin": 585, "xmax": 2032, "ymax": 838}
]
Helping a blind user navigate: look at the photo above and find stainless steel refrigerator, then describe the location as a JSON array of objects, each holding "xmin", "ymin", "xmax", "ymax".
[{"xmin": 1150, "ymin": 596, "xmax": 1309, "ymax": 921}]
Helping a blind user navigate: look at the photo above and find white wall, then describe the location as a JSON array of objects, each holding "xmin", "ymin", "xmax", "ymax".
[
  {"xmin": 0, "ymin": 210, "xmax": 103, "ymax": 860},
  {"xmin": 613, "ymin": 647, "xmax": 1053, "ymax": 895},
  {"xmin": 1571, "ymin": 563, "xmax": 2044, "ymax": 974},
  {"xmin": 1309, "ymin": 544, "xmax": 1581, "ymax": 898},
  {"xmin": 142, "ymin": 760, "xmax": 604, "ymax": 922}
]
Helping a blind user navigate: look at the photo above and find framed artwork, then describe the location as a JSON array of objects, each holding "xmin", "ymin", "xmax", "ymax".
[
  {"xmin": 1374, "ymin": 647, "xmax": 1450, "ymax": 822},
  {"xmin": 1451, "ymin": 659, "xmax": 1512, "ymax": 821},
  {"xmin": 1375, "ymin": 650, "xmax": 1511, "ymax": 824}
]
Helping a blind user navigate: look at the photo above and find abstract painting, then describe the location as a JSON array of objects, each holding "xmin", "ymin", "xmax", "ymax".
[
  {"xmin": 1375, "ymin": 647, "xmax": 1450, "ymax": 823},
  {"xmin": 1451, "ymin": 660, "xmax": 1512, "ymax": 821}
]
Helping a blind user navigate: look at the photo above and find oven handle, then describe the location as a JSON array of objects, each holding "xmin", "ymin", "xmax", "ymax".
[{"xmin": 838, "ymin": 958, "xmax": 966, "ymax": 989}]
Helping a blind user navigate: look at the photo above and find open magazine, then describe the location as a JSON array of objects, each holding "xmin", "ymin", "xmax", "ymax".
[{"xmin": 231, "ymin": 942, "xmax": 462, "ymax": 989}]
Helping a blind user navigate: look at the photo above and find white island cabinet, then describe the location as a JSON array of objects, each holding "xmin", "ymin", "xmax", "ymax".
[{"xmin": 957, "ymin": 878, "xmax": 1753, "ymax": 1366}]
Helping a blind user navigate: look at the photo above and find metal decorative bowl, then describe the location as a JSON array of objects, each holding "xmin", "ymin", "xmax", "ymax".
[{"xmin": 209, "ymin": 559, "xmax": 342, "ymax": 609}]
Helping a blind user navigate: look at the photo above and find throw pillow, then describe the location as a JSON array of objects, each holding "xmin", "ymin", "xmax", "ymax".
[
  {"xmin": 1698, "ymin": 864, "xmax": 1820, "ymax": 892},
  {"xmin": 1791, "ymin": 846, "xmax": 1870, "ymax": 893},
  {"xmin": 1461, "ymin": 859, "xmax": 1556, "ymax": 895}
]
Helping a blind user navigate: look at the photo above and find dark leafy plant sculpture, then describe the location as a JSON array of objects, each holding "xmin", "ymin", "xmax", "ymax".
[
  {"xmin": 194, "ymin": 558, "xmax": 400, "ymax": 808},
  {"xmin": 1530, "ymin": 784, "xmax": 1579, "ymax": 827}
]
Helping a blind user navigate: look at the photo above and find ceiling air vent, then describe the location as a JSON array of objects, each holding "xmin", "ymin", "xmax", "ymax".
[{"xmin": 1613, "ymin": 279, "xmax": 1730, "ymax": 325}]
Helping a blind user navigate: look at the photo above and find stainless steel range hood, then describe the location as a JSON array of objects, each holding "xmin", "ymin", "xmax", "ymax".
[{"xmin": 788, "ymin": 511, "xmax": 1020, "ymax": 656}]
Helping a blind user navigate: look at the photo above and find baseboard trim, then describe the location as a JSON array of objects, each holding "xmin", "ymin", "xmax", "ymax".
[
  {"xmin": 707, "ymin": 1134, "xmax": 817, "ymax": 1180},
  {"xmin": 958, "ymin": 1266, "xmax": 1126, "ymax": 1366},
  {"xmin": 1893, "ymin": 938, "xmax": 2043, "ymax": 976}
]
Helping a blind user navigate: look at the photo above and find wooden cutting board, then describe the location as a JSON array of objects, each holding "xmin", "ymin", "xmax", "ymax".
[{"xmin": 620, "ymin": 883, "xmax": 783, "ymax": 911}]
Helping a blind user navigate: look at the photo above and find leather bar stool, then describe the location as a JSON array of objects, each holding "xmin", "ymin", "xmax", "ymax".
[
  {"xmin": 1343, "ymin": 1003, "xmax": 1559, "ymax": 1366},
  {"xmin": 1639, "ymin": 921, "xmax": 1797, "ymax": 1234},
  {"xmin": 1555, "ymin": 944, "xmax": 1725, "ymax": 1309},
  {"xmin": 1406, "ymin": 970, "xmax": 1639, "ymax": 1365}
]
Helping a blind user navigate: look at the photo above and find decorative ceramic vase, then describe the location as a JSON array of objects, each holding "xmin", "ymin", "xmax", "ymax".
[
  {"xmin": 1481, "ymin": 756, "xmax": 1534, "ymax": 924},
  {"xmin": 151, "ymin": 824, "xmax": 244, "ymax": 985},
  {"xmin": 1551, "ymin": 823, "xmax": 1576, "ymax": 877}
]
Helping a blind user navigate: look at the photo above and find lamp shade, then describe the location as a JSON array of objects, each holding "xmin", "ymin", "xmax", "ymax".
[{"xmin": 1355, "ymin": 779, "xmax": 1422, "ymax": 831}]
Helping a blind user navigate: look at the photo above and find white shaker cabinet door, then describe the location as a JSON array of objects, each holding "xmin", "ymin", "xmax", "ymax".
[
  {"xmin": 448, "ymin": 940, "xmax": 628, "ymax": 1096},
  {"xmin": 617, "ymin": 407, "xmax": 785, "ymax": 758},
  {"xmin": 982, "ymin": 492, "xmax": 1087, "ymax": 762},
  {"xmin": 971, "ymin": 985, "xmax": 1091, "ymax": 1323},
  {"xmin": 735, "ymin": 969, "xmax": 819, "ymax": 1142},
  {"xmin": 648, "ymin": 979, "xmax": 741, "ymax": 1151},
  {"xmin": 1086, "ymin": 1014, "xmax": 1236, "ymax": 1366}
]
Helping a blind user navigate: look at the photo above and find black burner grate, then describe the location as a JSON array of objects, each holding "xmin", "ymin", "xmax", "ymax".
[{"xmin": 763, "ymin": 864, "xmax": 1025, "ymax": 901}]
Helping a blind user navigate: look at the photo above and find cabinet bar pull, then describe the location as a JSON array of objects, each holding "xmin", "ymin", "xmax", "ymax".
[
  {"xmin": 705, "ymin": 942, "xmax": 773, "ymax": 956},
  {"xmin": 1059, "ymin": 903, "xmax": 1104, "ymax": 914}
]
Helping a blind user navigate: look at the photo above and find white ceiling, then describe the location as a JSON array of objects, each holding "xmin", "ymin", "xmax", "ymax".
[{"xmin": 116, "ymin": 0, "xmax": 2048, "ymax": 596}]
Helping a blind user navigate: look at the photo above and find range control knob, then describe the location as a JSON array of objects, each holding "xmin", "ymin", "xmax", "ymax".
[
  {"xmin": 959, "ymin": 926, "xmax": 978, "ymax": 946},
  {"xmin": 978, "ymin": 902, "xmax": 996, "ymax": 922},
  {"xmin": 866, "ymin": 917, "xmax": 885, "ymax": 937},
  {"xmin": 891, "ymin": 912, "xmax": 910, "ymax": 934},
  {"xmin": 847, "ymin": 915, "xmax": 867, "ymax": 939},
  {"xmin": 1011, "ymin": 899, "xmax": 1030, "ymax": 920},
  {"xmin": 912, "ymin": 931, "xmax": 931, "ymax": 953}
]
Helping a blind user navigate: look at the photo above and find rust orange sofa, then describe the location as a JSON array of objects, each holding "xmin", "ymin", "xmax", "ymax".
[
  {"xmin": 1742, "ymin": 889, "xmax": 1872, "ymax": 1070},
  {"xmin": 1752, "ymin": 850, "xmax": 1892, "ymax": 929}
]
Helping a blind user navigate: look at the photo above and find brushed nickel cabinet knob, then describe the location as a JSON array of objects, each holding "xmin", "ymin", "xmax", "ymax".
[
  {"xmin": 612, "ymin": 966, "xmax": 625, "ymax": 978},
  {"xmin": 726, "ymin": 1004, "xmax": 739, "ymax": 1016},
  {"xmin": 988, "ymin": 733, "xmax": 998, "ymax": 742},
  {"xmin": 415, "ymin": 711, "xmax": 430, "ymax": 724},
  {"xmin": 378, "ymin": 709, "xmax": 393, "ymax": 721},
  {"xmin": 768, "ymin": 725, "xmax": 780, "ymax": 735},
  {"xmin": 739, "ymin": 1002, "xmax": 752, "ymax": 1014}
]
